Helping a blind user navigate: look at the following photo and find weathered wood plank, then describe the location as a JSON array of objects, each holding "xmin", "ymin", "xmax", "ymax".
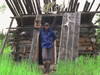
[
  {"xmin": 65, "ymin": 13, "xmax": 76, "ymax": 60},
  {"xmin": 59, "ymin": 12, "xmax": 81, "ymax": 62},
  {"xmin": 73, "ymin": 12, "xmax": 81, "ymax": 60},
  {"xmin": 58, "ymin": 13, "xmax": 68, "ymax": 60},
  {"xmin": 29, "ymin": 29, "xmax": 40, "ymax": 62},
  {"xmin": 29, "ymin": 15, "xmax": 42, "ymax": 62},
  {"xmin": 79, "ymin": 38, "xmax": 90, "ymax": 43}
]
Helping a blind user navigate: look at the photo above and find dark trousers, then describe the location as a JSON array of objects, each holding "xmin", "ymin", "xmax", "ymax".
[{"xmin": 42, "ymin": 47, "xmax": 53, "ymax": 62}]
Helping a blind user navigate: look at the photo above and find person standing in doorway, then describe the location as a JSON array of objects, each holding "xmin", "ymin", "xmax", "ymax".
[{"xmin": 39, "ymin": 22, "xmax": 56, "ymax": 74}]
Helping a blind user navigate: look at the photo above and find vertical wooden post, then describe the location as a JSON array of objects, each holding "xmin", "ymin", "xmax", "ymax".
[
  {"xmin": 29, "ymin": 15, "xmax": 42, "ymax": 62},
  {"xmin": 0, "ymin": 18, "xmax": 14, "ymax": 55}
]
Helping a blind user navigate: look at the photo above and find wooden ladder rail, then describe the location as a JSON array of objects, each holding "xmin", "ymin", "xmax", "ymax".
[{"xmin": 0, "ymin": 18, "xmax": 14, "ymax": 55}]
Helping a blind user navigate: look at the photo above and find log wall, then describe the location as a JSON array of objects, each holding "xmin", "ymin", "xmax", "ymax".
[{"xmin": 8, "ymin": 16, "xmax": 99, "ymax": 62}]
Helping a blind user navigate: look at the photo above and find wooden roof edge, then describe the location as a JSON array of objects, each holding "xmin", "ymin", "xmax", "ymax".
[{"xmin": 10, "ymin": 11, "xmax": 100, "ymax": 19}]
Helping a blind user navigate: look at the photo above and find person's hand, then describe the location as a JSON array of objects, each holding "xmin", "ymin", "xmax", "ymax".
[
  {"xmin": 34, "ymin": 19, "xmax": 41, "ymax": 28},
  {"xmin": 34, "ymin": 19, "xmax": 39, "ymax": 22}
]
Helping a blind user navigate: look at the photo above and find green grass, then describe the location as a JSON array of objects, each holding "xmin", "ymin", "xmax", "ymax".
[
  {"xmin": 54, "ymin": 55, "xmax": 100, "ymax": 75},
  {"xmin": 1, "ymin": 39, "xmax": 100, "ymax": 75},
  {"xmin": 0, "ymin": 40, "xmax": 43, "ymax": 75},
  {"xmin": 0, "ymin": 55, "xmax": 43, "ymax": 75}
]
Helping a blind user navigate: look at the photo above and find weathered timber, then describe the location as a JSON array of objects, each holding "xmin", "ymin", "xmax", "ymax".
[
  {"xmin": 20, "ymin": 41, "xmax": 32, "ymax": 44},
  {"xmin": 79, "ymin": 52, "xmax": 94, "ymax": 54},
  {"xmin": 96, "ymin": 3, "xmax": 100, "ymax": 11},
  {"xmin": 54, "ymin": 39, "xmax": 57, "ymax": 64},
  {"xmin": 16, "ymin": 0, "xmax": 23, "ymax": 15},
  {"xmin": 79, "ymin": 46, "xmax": 89, "ymax": 51},
  {"xmin": 35, "ymin": 0, "xmax": 42, "ymax": 14},
  {"xmin": 29, "ymin": 15, "xmax": 42, "ymax": 62},
  {"xmin": 75, "ymin": 3, "xmax": 80, "ymax": 11},
  {"xmin": 58, "ymin": 13, "xmax": 68, "ymax": 60},
  {"xmin": 88, "ymin": 0, "xmax": 95, "ymax": 11},
  {"xmin": 79, "ymin": 38, "xmax": 90, "ymax": 43},
  {"xmin": 31, "ymin": 0, "xmax": 37, "ymax": 14},
  {"xmin": 8, "ymin": 42, "xmax": 14, "ymax": 46},
  {"xmin": 59, "ymin": 12, "xmax": 81, "ymax": 62},
  {"xmin": 73, "ymin": 12, "xmax": 81, "ymax": 60},
  {"xmin": 0, "ymin": 18, "xmax": 14, "ymax": 55},
  {"xmin": 10, "ymin": 0, "xmax": 18, "ymax": 15},
  {"xmin": 18, "ymin": 0, "xmax": 26, "ymax": 14},
  {"xmin": 79, "ymin": 43, "xmax": 91, "ymax": 46},
  {"xmin": 85, "ymin": 2, "xmax": 90, "ymax": 11},
  {"xmin": 8, "ymin": 38, "xmax": 14, "ymax": 42},
  {"xmin": 13, "ymin": 0, "xmax": 22, "ymax": 15},
  {"xmin": 18, "ymin": 44, "xmax": 31, "ymax": 49},
  {"xmin": 5, "ymin": 0, "xmax": 16, "ymax": 16},
  {"xmin": 83, "ymin": 1, "xmax": 88, "ymax": 11},
  {"xmin": 35, "ymin": 40, "xmax": 39, "ymax": 62},
  {"xmin": 23, "ymin": 0, "xmax": 30, "ymax": 14},
  {"xmin": 80, "ymin": 25, "xmax": 99, "ymax": 28},
  {"xmin": 72, "ymin": 0, "xmax": 78, "ymax": 12},
  {"xmin": 66, "ymin": 13, "xmax": 76, "ymax": 60}
]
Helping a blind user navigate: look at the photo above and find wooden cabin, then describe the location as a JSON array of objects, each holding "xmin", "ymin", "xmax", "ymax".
[{"xmin": 6, "ymin": 0, "xmax": 100, "ymax": 65}]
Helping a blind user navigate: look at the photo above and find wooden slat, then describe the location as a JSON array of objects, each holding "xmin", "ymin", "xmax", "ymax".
[
  {"xmin": 5, "ymin": 0, "xmax": 16, "ymax": 16},
  {"xmin": 88, "ymin": 0, "xmax": 95, "ymax": 11},
  {"xmin": 73, "ymin": 12, "xmax": 81, "ymax": 60},
  {"xmin": 18, "ymin": 0, "xmax": 26, "ymax": 14},
  {"xmin": 16, "ymin": 0, "xmax": 24, "ymax": 14},
  {"xmin": 25, "ymin": 0, "xmax": 32, "ymax": 14},
  {"xmin": 29, "ymin": 15, "xmax": 42, "ymax": 62},
  {"xmin": 65, "ymin": 13, "xmax": 76, "ymax": 60},
  {"xmin": 79, "ymin": 38, "xmax": 90, "ymax": 43},
  {"xmin": 58, "ymin": 13, "xmax": 68, "ymax": 60},
  {"xmin": 76, "ymin": 3, "xmax": 80, "ymax": 11},
  {"xmin": 10, "ymin": 0, "xmax": 18, "ymax": 15},
  {"xmin": 23, "ymin": 0, "xmax": 30, "ymax": 14},
  {"xmin": 13, "ymin": 0, "xmax": 22, "ymax": 15},
  {"xmin": 31, "ymin": 0, "xmax": 37, "ymax": 14},
  {"xmin": 35, "ymin": 0, "xmax": 42, "ymax": 14},
  {"xmin": 72, "ymin": 0, "xmax": 78, "ymax": 12},
  {"xmin": 79, "ymin": 43, "xmax": 91, "ymax": 46},
  {"xmin": 83, "ymin": 1, "xmax": 88, "ymax": 11}
]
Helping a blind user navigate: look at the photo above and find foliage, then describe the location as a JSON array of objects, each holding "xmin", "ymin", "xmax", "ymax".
[
  {"xmin": 0, "ymin": 29, "xmax": 5, "ymax": 40},
  {"xmin": 96, "ymin": 14, "xmax": 100, "ymax": 45},
  {"xmin": 0, "ymin": 3, "xmax": 6, "ymax": 14},
  {"xmin": 0, "ymin": 40, "xmax": 43, "ymax": 75}
]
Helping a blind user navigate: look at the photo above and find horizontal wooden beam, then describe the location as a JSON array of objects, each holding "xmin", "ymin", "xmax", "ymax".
[
  {"xmin": 10, "ymin": 11, "xmax": 100, "ymax": 19},
  {"xmin": 7, "ymin": 25, "xmax": 100, "ymax": 30},
  {"xmin": 80, "ymin": 25, "xmax": 100, "ymax": 28}
]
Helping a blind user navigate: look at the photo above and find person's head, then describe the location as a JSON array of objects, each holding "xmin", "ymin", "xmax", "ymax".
[{"xmin": 44, "ymin": 22, "xmax": 50, "ymax": 30}]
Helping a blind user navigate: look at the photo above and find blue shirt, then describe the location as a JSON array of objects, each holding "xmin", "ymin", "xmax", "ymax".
[{"xmin": 40, "ymin": 27, "xmax": 56, "ymax": 48}]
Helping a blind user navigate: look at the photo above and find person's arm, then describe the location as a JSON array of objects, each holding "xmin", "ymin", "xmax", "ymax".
[{"xmin": 52, "ymin": 31, "xmax": 56, "ymax": 43}]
